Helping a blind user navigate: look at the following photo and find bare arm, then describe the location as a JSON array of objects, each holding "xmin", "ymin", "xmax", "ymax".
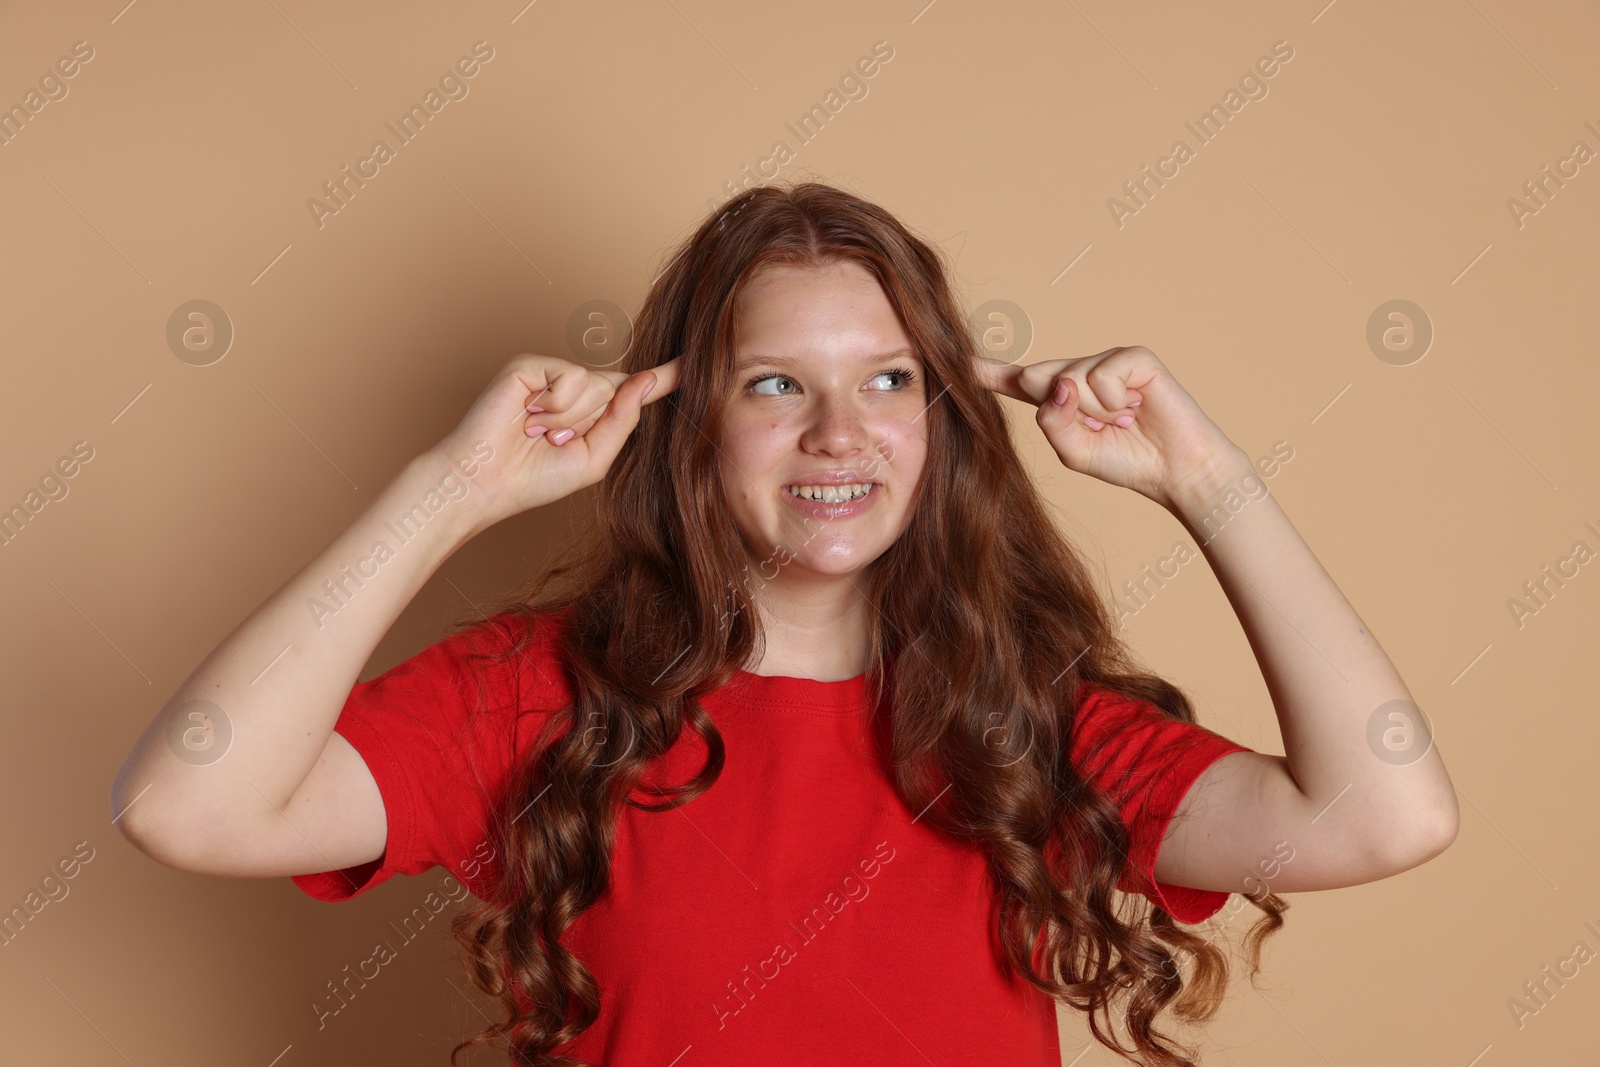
[
  {"xmin": 974, "ymin": 345, "xmax": 1458, "ymax": 897},
  {"xmin": 110, "ymin": 446, "xmax": 485, "ymax": 876},
  {"xmin": 1151, "ymin": 447, "xmax": 1460, "ymax": 896},
  {"xmin": 110, "ymin": 353, "xmax": 677, "ymax": 879}
]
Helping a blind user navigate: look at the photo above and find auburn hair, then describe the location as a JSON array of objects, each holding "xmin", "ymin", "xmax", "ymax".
[{"xmin": 445, "ymin": 179, "xmax": 1285, "ymax": 1066}]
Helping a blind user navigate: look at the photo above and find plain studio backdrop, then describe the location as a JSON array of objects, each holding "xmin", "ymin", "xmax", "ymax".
[{"xmin": 1, "ymin": 1, "xmax": 1596, "ymax": 1064}]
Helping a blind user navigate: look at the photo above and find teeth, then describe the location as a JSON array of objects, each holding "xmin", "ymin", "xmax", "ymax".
[{"xmin": 787, "ymin": 483, "xmax": 873, "ymax": 503}]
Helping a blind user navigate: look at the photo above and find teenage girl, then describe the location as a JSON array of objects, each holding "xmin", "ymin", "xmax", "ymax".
[{"xmin": 112, "ymin": 182, "xmax": 1457, "ymax": 1067}]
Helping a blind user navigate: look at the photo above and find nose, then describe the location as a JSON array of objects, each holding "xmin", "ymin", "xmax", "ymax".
[{"xmin": 798, "ymin": 388, "xmax": 872, "ymax": 458}]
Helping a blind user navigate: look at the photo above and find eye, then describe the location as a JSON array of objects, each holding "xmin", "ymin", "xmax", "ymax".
[
  {"xmin": 870, "ymin": 366, "xmax": 919, "ymax": 390},
  {"xmin": 744, "ymin": 365, "xmax": 921, "ymax": 396},
  {"xmin": 746, "ymin": 372, "xmax": 797, "ymax": 395}
]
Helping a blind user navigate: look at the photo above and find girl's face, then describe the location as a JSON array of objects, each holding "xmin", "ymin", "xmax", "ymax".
[{"xmin": 717, "ymin": 260, "xmax": 930, "ymax": 585}]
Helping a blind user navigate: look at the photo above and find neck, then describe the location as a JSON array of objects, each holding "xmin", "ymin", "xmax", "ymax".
[{"xmin": 744, "ymin": 570, "xmax": 872, "ymax": 681}]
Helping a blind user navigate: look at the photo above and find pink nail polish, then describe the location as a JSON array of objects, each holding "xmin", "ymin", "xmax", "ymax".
[
  {"xmin": 1114, "ymin": 414, "xmax": 1135, "ymax": 427},
  {"xmin": 1083, "ymin": 416, "xmax": 1104, "ymax": 430},
  {"xmin": 550, "ymin": 428, "xmax": 575, "ymax": 445},
  {"xmin": 527, "ymin": 424, "xmax": 547, "ymax": 438}
]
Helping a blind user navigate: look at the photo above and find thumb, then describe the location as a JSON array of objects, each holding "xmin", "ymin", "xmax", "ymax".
[
  {"xmin": 580, "ymin": 369, "xmax": 658, "ymax": 462},
  {"xmin": 1037, "ymin": 374, "xmax": 1079, "ymax": 425},
  {"xmin": 1037, "ymin": 375, "xmax": 1089, "ymax": 463}
]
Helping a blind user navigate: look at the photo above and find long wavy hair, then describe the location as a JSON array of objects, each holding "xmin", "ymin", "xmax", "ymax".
[{"xmin": 446, "ymin": 179, "xmax": 1286, "ymax": 1067}]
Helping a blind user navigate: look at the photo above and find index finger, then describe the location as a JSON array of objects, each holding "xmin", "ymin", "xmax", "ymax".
[
  {"xmin": 974, "ymin": 355, "xmax": 1055, "ymax": 405},
  {"xmin": 639, "ymin": 353, "xmax": 682, "ymax": 403},
  {"xmin": 598, "ymin": 353, "xmax": 684, "ymax": 405}
]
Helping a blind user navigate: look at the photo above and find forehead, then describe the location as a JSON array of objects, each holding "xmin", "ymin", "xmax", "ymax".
[{"xmin": 733, "ymin": 262, "xmax": 915, "ymax": 366}]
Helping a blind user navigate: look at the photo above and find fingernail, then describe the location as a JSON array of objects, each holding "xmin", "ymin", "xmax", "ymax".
[
  {"xmin": 643, "ymin": 378, "xmax": 656, "ymax": 402},
  {"xmin": 1083, "ymin": 416, "xmax": 1104, "ymax": 430},
  {"xmin": 527, "ymin": 404, "xmax": 546, "ymax": 414},
  {"xmin": 1128, "ymin": 400, "xmax": 1141, "ymax": 408},
  {"xmin": 527, "ymin": 424, "xmax": 547, "ymax": 438},
  {"xmin": 1053, "ymin": 379, "xmax": 1070, "ymax": 406},
  {"xmin": 549, "ymin": 428, "xmax": 575, "ymax": 445},
  {"xmin": 1114, "ymin": 414, "xmax": 1135, "ymax": 427}
]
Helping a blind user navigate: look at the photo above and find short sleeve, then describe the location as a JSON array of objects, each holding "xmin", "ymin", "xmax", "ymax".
[
  {"xmin": 291, "ymin": 610, "xmax": 566, "ymax": 903},
  {"xmin": 1068, "ymin": 683, "xmax": 1253, "ymax": 924}
]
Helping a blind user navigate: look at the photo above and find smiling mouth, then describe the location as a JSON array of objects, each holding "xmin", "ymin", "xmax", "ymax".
[{"xmin": 784, "ymin": 482, "xmax": 877, "ymax": 503}]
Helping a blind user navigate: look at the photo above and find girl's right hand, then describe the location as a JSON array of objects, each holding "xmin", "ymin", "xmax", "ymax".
[{"xmin": 431, "ymin": 352, "xmax": 681, "ymax": 534}]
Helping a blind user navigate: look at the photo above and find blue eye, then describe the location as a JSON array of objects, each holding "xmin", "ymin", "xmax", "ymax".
[
  {"xmin": 744, "ymin": 366, "xmax": 920, "ymax": 395},
  {"xmin": 747, "ymin": 373, "xmax": 797, "ymax": 395}
]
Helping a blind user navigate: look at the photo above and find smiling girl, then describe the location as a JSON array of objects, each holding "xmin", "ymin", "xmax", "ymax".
[{"xmin": 112, "ymin": 181, "xmax": 1457, "ymax": 1067}]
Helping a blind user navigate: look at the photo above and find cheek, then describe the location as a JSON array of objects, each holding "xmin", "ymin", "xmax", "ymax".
[
  {"xmin": 873, "ymin": 417, "xmax": 927, "ymax": 475},
  {"xmin": 721, "ymin": 413, "xmax": 784, "ymax": 455}
]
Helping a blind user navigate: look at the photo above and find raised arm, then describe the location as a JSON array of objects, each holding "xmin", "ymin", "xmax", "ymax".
[
  {"xmin": 1150, "ymin": 447, "xmax": 1459, "ymax": 896},
  {"xmin": 110, "ymin": 446, "xmax": 488, "ymax": 877},
  {"xmin": 111, "ymin": 353, "xmax": 674, "ymax": 878},
  {"xmin": 978, "ymin": 344, "xmax": 1459, "ymax": 896}
]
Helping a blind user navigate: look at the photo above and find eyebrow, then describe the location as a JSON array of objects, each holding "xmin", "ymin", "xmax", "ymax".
[{"xmin": 735, "ymin": 348, "xmax": 918, "ymax": 371}]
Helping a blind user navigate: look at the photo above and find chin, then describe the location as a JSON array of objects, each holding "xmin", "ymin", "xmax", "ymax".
[{"xmin": 786, "ymin": 545, "xmax": 889, "ymax": 578}]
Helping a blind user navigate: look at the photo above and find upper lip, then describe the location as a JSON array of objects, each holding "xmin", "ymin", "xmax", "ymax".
[{"xmin": 783, "ymin": 471, "xmax": 879, "ymax": 486}]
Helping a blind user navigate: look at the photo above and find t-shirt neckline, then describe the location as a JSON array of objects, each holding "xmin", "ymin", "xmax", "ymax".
[{"xmin": 726, "ymin": 667, "xmax": 872, "ymax": 712}]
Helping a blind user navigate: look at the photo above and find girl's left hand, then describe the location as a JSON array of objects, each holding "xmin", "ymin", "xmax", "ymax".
[{"xmin": 974, "ymin": 345, "xmax": 1241, "ymax": 511}]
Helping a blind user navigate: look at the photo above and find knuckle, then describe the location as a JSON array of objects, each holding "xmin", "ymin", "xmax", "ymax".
[{"xmin": 510, "ymin": 352, "xmax": 545, "ymax": 373}]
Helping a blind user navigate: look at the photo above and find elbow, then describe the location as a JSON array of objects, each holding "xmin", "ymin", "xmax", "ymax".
[
  {"xmin": 110, "ymin": 752, "xmax": 161, "ymax": 833},
  {"xmin": 1420, "ymin": 804, "xmax": 1460, "ymax": 860},
  {"xmin": 1417, "ymin": 788, "xmax": 1462, "ymax": 860},
  {"xmin": 1376, "ymin": 798, "xmax": 1460, "ymax": 876},
  {"xmin": 113, "ymin": 803, "xmax": 217, "ymax": 876},
  {"xmin": 110, "ymin": 769, "xmax": 276, "ymax": 877},
  {"xmin": 110, "ymin": 780, "xmax": 173, "ymax": 869},
  {"xmin": 109, "ymin": 766, "xmax": 149, "ymax": 849},
  {"xmin": 109, "ymin": 768, "xmax": 203, "ymax": 874},
  {"xmin": 1400, "ymin": 818, "xmax": 1458, "ymax": 872}
]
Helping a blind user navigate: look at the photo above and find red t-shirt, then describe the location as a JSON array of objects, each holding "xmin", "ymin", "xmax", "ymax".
[{"xmin": 293, "ymin": 610, "xmax": 1252, "ymax": 1065}]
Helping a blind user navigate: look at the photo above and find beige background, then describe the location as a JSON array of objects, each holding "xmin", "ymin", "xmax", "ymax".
[{"xmin": 2, "ymin": 0, "xmax": 1596, "ymax": 1063}]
